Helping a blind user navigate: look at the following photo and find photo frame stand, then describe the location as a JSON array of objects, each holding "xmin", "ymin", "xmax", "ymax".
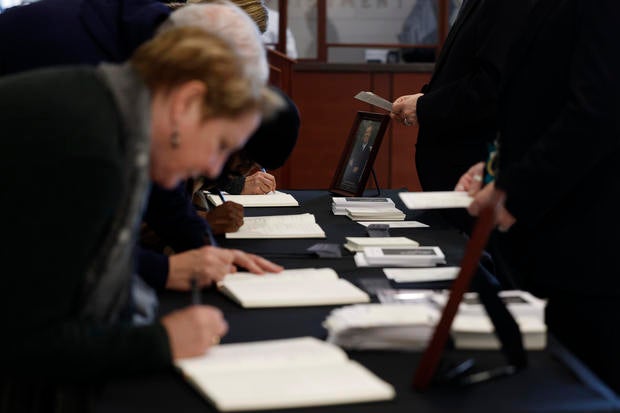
[
  {"xmin": 329, "ymin": 111, "xmax": 390, "ymax": 197},
  {"xmin": 413, "ymin": 193, "xmax": 527, "ymax": 390}
]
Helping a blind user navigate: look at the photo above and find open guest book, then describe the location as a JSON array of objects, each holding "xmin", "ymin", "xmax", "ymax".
[
  {"xmin": 225, "ymin": 213, "xmax": 326, "ymax": 239},
  {"xmin": 175, "ymin": 336, "xmax": 396, "ymax": 412},
  {"xmin": 206, "ymin": 190, "xmax": 299, "ymax": 207},
  {"xmin": 217, "ymin": 268, "xmax": 370, "ymax": 308}
]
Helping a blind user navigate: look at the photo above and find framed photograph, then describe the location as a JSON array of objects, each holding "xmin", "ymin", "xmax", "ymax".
[{"xmin": 329, "ymin": 111, "xmax": 390, "ymax": 197}]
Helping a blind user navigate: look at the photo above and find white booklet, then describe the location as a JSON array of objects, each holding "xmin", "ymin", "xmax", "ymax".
[
  {"xmin": 354, "ymin": 91, "xmax": 393, "ymax": 112},
  {"xmin": 399, "ymin": 191, "xmax": 473, "ymax": 210},
  {"xmin": 225, "ymin": 213, "xmax": 326, "ymax": 239},
  {"xmin": 383, "ymin": 267, "xmax": 460, "ymax": 283},
  {"xmin": 344, "ymin": 236, "xmax": 419, "ymax": 252},
  {"xmin": 217, "ymin": 268, "xmax": 370, "ymax": 308},
  {"xmin": 332, "ymin": 196, "xmax": 395, "ymax": 215},
  {"xmin": 206, "ymin": 190, "xmax": 299, "ymax": 207},
  {"xmin": 361, "ymin": 246, "xmax": 446, "ymax": 267},
  {"xmin": 175, "ymin": 336, "xmax": 395, "ymax": 412},
  {"xmin": 345, "ymin": 206, "xmax": 406, "ymax": 221}
]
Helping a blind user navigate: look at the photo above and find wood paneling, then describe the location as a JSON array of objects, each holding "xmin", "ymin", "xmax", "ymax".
[{"xmin": 288, "ymin": 68, "xmax": 432, "ymax": 191}]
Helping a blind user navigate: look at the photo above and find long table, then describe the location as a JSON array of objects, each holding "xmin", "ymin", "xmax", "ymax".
[{"xmin": 95, "ymin": 190, "xmax": 620, "ymax": 413}]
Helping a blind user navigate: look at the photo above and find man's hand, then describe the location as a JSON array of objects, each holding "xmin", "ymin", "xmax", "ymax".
[
  {"xmin": 229, "ymin": 249, "xmax": 284, "ymax": 274},
  {"xmin": 467, "ymin": 181, "xmax": 516, "ymax": 233},
  {"xmin": 204, "ymin": 201, "xmax": 244, "ymax": 234},
  {"xmin": 390, "ymin": 93, "xmax": 423, "ymax": 127}
]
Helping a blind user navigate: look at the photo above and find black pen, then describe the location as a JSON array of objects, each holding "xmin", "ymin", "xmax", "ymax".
[
  {"xmin": 191, "ymin": 277, "xmax": 201, "ymax": 305},
  {"xmin": 215, "ymin": 189, "xmax": 226, "ymax": 204},
  {"xmin": 459, "ymin": 365, "xmax": 516, "ymax": 385}
]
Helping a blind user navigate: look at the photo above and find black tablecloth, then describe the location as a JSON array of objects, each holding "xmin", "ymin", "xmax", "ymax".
[{"xmin": 95, "ymin": 190, "xmax": 620, "ymax": 413}]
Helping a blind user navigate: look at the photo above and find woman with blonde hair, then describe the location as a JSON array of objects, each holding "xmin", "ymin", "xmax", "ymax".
[{"xmin": 0, "ymin": 27, "xmax": 280, "ymax": 412}]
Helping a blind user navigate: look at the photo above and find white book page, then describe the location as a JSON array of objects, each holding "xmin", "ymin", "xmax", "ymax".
[
  {"xmin": 354, "ymin": 91, "xmax": 393, "ymax": 112},
  {"xmin": 187, "ymin": 359, "xmax": 395, "ymax": 411},
  {"xmin": 345, "ymin": 237, "xmax": 418, "ymax": 247},
  {"xmin": 220, "ymin": 268, "xmax": 338, "ymax": 284},
  {"xmin": 226, "ymin": 213, "xmax": 326, "ymax": 239},
  {"xmin": 207, "ymin": 191, "xmax": 299, "ymax": 207},
  {"xmin": 176, "ymin": 337, "xmax": 346, "ymax": 374},
  {"xmin": 399, "ymin": 191, "xmax": 473, "ymax": 210}
]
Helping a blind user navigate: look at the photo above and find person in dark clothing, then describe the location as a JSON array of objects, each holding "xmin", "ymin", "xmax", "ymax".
[
  {"xmin": 391, "ymin": 0, "xmax": 528, "ymax": 234},
  {"xmin": 0, "ymin": 27, "xmax": 281, "ymax": 411},
  {"xmin": 0, "ymin": 0, "xmax": 287, "ymax": 292},
  {"xmin": 458, "ymin": 0, "xmax": 620, "ymax": 394}
]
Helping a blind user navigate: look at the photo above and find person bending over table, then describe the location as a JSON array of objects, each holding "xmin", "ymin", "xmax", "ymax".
[
  {"xmin": 0, "ymin": 0, "xmax": 289, "ymax": 293},
  {"xmin": 0, "ymin": 27, "xmax": 283, "ymax": 411}
]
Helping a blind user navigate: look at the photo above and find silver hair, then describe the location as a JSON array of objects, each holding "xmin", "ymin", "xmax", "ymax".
[{"xmin": 159, "ymin": 2, "xmax": 269, "ymax": 91}]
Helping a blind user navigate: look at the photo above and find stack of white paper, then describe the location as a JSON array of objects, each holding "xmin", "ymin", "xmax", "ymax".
[
  {"xmin": 431, "ymin": 290, "xmax": 548, "ymax": 350},
  {"xmin": 332, "ymin": 197, "xmax": 395, "ymax": 215},
  {"xmin": 226, "ymin": 213, "xmax": 325, "ymax": 239},
  {"xmin": 323, "ymin": 290, "xmax": 547, "ymax": 353},
  {"xmin": 344, "ymin": 236, "xmax": 419, "ymax": 252},
  {"xmin": 217, "ymin": 268, "xmax": 370, "ymax": 308},
  {"xmin": 383, "ymin": 267, "xmax": 460, "ymax": 283},
  {"xmin": 206, "ymin": 190, "xmax": 299, "ymax": 207},
  {"xmin": 345, "ymin": 206, "xmax": 406, "ymax": 221},
  {"xmin": 175, "ymin": 336, "xmax": 395, "ymax": 411},
  {"xmin": 324, "ymin": 303, "xmax": 440, "ymax": 351},
  {"xmin": 355, "ymin": 246, "xmax": 446, "ymax": 267},
  {"xmin": 399, "ymin": 191, "xmax": 473, "ymax": 210}
]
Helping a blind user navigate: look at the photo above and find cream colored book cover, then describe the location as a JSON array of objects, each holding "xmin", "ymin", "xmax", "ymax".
[
  {"xmin": 175, "ymin": 337, "xmax": 395, "ymax": 411},
  {"xmin": 218, "ymin": 268, "xmax": 369, "ymax": 308}
]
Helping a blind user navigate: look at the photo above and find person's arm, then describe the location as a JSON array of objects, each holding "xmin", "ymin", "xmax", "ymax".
[
  {"xmin": 143, "ymin": 182, "xmax": 207, "ymax": 252},
  {"xmin": 135, "ymin": 245, "xmax": 170, "ymax": 291}
]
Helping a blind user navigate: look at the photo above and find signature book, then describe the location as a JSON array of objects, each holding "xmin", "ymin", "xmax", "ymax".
[
  {"xmin": 206, "ymin": 190, "xmax": 299, "ymax": 207},
  {"xmin": 217, "ymin": 268, "xmax": 370, "ymax": 308},
  {"xmin": 175, "ymin": 336, "xmax": 395, "ymax": 411},
  {"xmin": 225, "ymin": 213, "xmax": 326, "ymax": 239}
]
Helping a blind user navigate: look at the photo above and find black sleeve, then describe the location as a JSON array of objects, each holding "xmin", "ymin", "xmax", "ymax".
[{"xmin": 142, "ymin": 182, "xmax": 207, "ymax": 252}]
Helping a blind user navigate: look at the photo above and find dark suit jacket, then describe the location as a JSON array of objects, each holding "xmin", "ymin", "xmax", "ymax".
[
  {"xmin": 0, "ymin": 0, "xmax": 211, "ymax": 290},
  {"xmin": 493, "ymin": 0, "xmax": 620, "ymax": 391},
  {"xmin": 415, "ymin": 0, "xmax": 529, "ymax": 193},
  {"xmin": 0, "ymin": 67, "xmax": 170, "ymax": 385},
  {"xmin": 495, "ymin": 0, "xmax": 620, "ymax": 297},
  {"xmin": 0, "ymin": 0, "xmax": 169, "ymax": 74}
]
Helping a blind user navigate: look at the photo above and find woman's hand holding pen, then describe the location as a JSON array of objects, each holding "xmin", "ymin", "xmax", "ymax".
[
  {"xmin": 242, "ymin": 170, "xmax": 276, "ymax": 194},
  {"xmin": 456, "ymin": 162, "xmax": 516, "ymax": 232},
  {"xmin": 161, "ymin": 306, "xmax": 228, "ymax": 359}
]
